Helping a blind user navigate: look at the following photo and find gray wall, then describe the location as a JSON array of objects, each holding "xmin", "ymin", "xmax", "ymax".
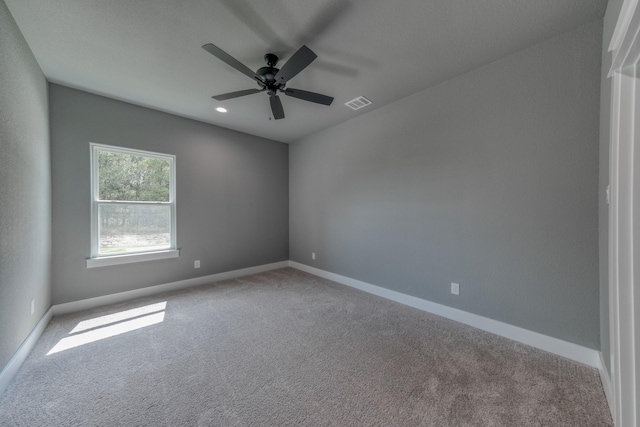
[
  {"xmin": 0, "ymin": 1, "xmax": 51, "ymax": 371},
  {"xmin": 50, "ymin": 85, "xmax": 288, "ymax": 304},
  {"xmin": 599, "ymin": 0, "xmax": 626, "ymax": 374},
  {"xmin": 290, "ymin": 20, "xmax": 603, "ymax": 348}
]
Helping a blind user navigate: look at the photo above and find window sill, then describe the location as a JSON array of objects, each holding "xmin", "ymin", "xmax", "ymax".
[{"xmin": 86, "ymin": 249, "xmax": 180, "ymax": 268}]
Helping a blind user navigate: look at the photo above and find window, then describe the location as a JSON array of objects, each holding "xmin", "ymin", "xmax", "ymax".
[{"xmin": 87, "ymin": 143, "xmax": 178, "ymax": 268}]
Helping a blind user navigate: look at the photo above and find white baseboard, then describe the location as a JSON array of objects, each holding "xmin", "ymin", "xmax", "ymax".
[
  {"xmin": 3, "ymin": 261, "xmax": 605, "ymax": 402},
  {"xmin": 0, "ymin": 307, "xmax": 53, "ymax": 396},
  {"xmin": 598, "ymin": 352, "xmax": 615, "ymax": 421},
  {"xmin": 53, "ymin": 261, "xmax": 290, "ymax": 315},
  {"xmin": 289, "ymin": 261, "xmax": 601, "ymax": 369}
]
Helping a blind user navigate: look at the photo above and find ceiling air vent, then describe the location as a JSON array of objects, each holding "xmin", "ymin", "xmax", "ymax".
[{"xmin": 344, "ymin": 96, "xmax": 372, "ymax": 110}]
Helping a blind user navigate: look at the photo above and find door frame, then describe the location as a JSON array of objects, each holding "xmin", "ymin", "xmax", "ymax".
[{"xmin": 607, "ymin": 0, "xmax": 640, "ymax": 425}]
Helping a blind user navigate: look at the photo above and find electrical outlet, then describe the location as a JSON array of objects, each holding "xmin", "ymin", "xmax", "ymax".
[
  {"xmin": 312, "ymin": 252, "xmax": 316, "ymax": 260},
  {"xmin": 194, "ymin": 260, "xmax": 200, "ymax": 269},
  {"xmin": 31, "ymin": 299, "xmax": 35, "ymax": 315},
  {"xmin": 451, "ymin": 283, "xmax": 460, "ymax": 296}
]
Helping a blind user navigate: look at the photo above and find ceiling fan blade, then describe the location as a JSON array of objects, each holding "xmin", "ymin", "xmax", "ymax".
[
  {"xmin": 220, "ymin": 0, "xmax": 291, "ymax": 52},
  {"xmin": 274, "ymin": 45, "xmax": 317, "ymax": 84},
  {"xmin": 212, "ymin": 88, "xmax": 263, "ymax": 101},
  {"xmin": 202, "ymin": 43, "xmax": 262, "ymax": 82},
  {"xmin": 269, "ymin": 94, "xmax": 285, "ymax": 120},
  {"xmin": 301, "ymin": 0, "xmax": 351, "ymax": 45},
  {"xmin": 284, "ymin": 88, "xmax": 334, "ymax": 106}
]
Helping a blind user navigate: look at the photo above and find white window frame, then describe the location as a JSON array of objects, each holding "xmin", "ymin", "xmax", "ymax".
[{"xmin": 87, "ymin": 143, "xmax": 178, "ymax": 268}]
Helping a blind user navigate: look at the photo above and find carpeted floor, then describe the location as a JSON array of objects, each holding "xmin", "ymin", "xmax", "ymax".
[{"xmin": 0, "ymin": 268, "xmax": 612, "ymax": 426}]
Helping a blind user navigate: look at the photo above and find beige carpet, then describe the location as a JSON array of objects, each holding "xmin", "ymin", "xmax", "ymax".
[{"xmin": 0, "ymin": 268, "xmax": 612, "ymax": 426}]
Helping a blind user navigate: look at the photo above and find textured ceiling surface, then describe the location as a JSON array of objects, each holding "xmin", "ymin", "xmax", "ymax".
[{"xmin": 5, "ymin": 0, "xmax": 607, "ymax": 143}]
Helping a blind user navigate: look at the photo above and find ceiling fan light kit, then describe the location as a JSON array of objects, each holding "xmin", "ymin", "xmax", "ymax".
[{"xmin": 202, "ymin": 43, "xmax": 334, "ymax": 120}]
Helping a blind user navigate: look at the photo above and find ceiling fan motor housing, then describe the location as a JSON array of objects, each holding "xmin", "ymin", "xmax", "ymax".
[
  {"xmin": 257, "ymin": 66, "xmax": 280, "ymax": 84},
  {"xmin": 258, "ymin": 54, "xmax": 282, "ymax": 90}
]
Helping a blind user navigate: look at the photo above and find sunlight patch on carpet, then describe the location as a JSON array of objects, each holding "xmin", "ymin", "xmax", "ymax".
[
  {"xmin": 47, "ymin": 302, "xmax": 167, "ymax": 355},
  {"xmin": 70, "ymin": 302, "xmax": 167, "ymax": 333}
]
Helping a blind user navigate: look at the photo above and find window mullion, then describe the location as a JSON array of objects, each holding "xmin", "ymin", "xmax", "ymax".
[{"xmin": 97, "ymin": 200, "xmax": 171, "ymax": 205}]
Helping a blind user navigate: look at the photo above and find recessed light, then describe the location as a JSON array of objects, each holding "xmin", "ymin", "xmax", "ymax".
[{"xmin": 216, "ymin": 107, "xmax": 227, "ymax": 113}]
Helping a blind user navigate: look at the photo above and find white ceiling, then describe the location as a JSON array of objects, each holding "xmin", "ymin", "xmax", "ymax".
[{"xmin": 6, "ymin": 0, "xmax": 607, "ymax": 143}]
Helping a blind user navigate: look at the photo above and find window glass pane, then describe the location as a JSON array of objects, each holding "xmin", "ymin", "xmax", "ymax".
[
  {"xmin": 98, "ymin": 150, "xmax": 170, "ymax": 202},
  {"xmin": 98, "ymin": 203, "xmax": 171, "ymax": 255}
]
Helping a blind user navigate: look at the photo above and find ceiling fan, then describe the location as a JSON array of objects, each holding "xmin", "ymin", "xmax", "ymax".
[{"xmin": 202, "ymin": 43, "xmax": 334, "ymax": 120}]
